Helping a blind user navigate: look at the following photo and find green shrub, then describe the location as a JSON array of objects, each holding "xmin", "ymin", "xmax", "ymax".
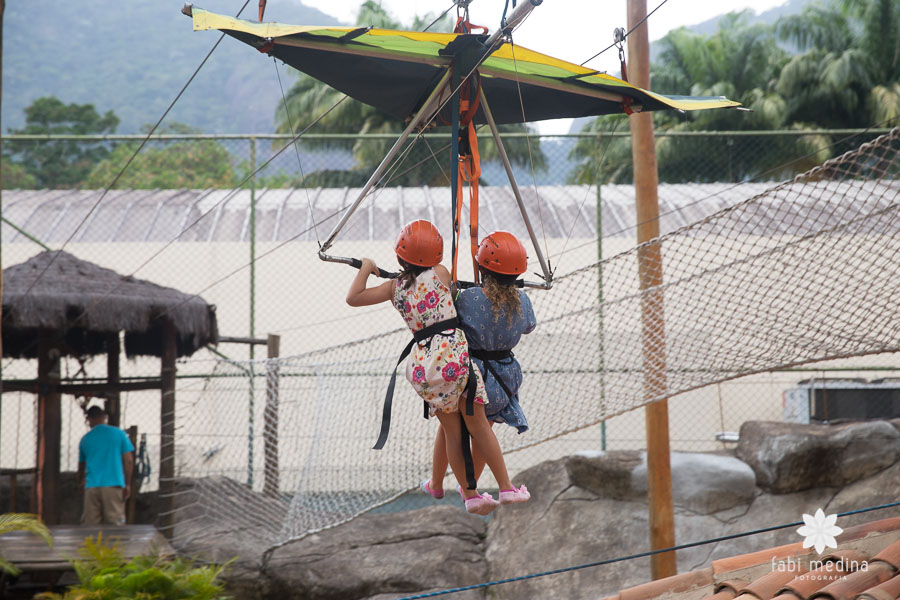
[{"xmin": 36, "ymin": 533, "xmax": 231, "ymax": 600}]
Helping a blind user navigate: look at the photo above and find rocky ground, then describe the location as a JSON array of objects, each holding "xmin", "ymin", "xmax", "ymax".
[{"xmin": 5, "ymin": 420, "xmax": 897, "ymax": 599}]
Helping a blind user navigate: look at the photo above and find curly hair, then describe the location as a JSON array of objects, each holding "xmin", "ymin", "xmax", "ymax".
[{"xmin": 480, "ymin": 269, "xmax": 522, "ymax": 325}]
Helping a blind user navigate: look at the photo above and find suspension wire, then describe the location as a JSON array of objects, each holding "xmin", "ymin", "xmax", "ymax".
[
  {"xmin": 550, "ymin": 116, "xmax": 624, "ymax": 278},
  {"xmin": 274, "ymin": 58, "xmax": 320, "ymax": 244},
  {"xmin": 20, "ymin": 0, "xmax": 254, "ymax": 299},
  {"xmin": 508, "ymin": 35, "xmax": 550, "ymax": 273},
  {"xmin": 422, "ymin": 1, "xmax": 457, "ymax": 33},
  {"xmin": 158, "ymin": 137, "xmax": 456, "ymax": 317},
  {"xmin": 122, "ymin": 95, "xmax": 349, "ymax": 280},
  {"xmin": 523, "ymin": 119, "xmax": 900, "ymax": 270},
  {"xmin": 396, "ymin": 500, "xmax": 900, "ymax": 599},
  {"xmin": 580, "ymin": 0, "xmax": 670, "ymax": 66}
]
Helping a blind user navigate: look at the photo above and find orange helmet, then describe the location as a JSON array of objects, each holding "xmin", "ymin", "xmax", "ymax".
[
  {"xmin": 394, "ymin": 220, "xmax": 443, "ymax": 267},
  {"xmin": 476, "ymin": 231, "xmax": 527, "ymax": 275}
]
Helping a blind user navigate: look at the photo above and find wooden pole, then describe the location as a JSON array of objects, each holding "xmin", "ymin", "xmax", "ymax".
[
  {"xmin": 159, "ymin": 320, "xmax": 177, "ymax": 538},
  {"xmin": 126, "ymin": 425, "xmax": 138, "ymax": 523},
  {"xmin": 627, "ymin": 0, "xmax": 676, "ymax": 580},
  {"xmin": 37, "ymin": 331, "xmax": 61, "ymax": 525},
  {"xmin": 263, "ymin": 334, "xmax": 281, "ymax": 497},
  {"xmin": 105, "ymin": 332, "xmax": 121, "ymax": 427}
]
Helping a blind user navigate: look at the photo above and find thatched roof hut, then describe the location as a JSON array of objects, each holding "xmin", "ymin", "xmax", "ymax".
[
  {"xmin": 1, "ymin": 250, "xmax": 217, "ymax": 528},
  {"xmin": 2, "ymin": 250, "xmax": 218, "ymax": 358}
]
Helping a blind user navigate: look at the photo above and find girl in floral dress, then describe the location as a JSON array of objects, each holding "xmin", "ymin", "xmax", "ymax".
[{"xmin": 346, "ymin": 220, "xmax": 530, "ymax": 515}]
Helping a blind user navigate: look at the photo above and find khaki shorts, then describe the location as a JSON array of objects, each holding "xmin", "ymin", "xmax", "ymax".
[{"xmin": 82, "ymin": 486, "xmax": 126, "ymax": 525}]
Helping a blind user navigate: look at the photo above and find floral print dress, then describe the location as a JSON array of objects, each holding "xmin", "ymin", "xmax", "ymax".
[{"xmin": 393, "ymin": 269, "xmax": 485, "ymax": 414}]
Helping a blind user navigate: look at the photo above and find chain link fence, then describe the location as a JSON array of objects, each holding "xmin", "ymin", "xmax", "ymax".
[{"xmin": 2, "ymin": 129, "xmax": 898, "ymax": 523}]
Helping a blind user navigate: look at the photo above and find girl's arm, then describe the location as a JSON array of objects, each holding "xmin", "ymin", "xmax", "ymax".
[
  {"xmin": 346, "ymin": 258, "xmax": 394, "ymax": 307},
  {"xmin": 434, "ymin": 264, "xmax": 452, "ymax": 289}
]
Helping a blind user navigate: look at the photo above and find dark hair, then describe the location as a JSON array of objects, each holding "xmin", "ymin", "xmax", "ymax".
[
  {"xmin": 480, "ymin": 268, "xmax": 522, "ymax": 324},
  {"xmin": 86, "ymin": 405, "xmax": 106, "ymax": 418},
  {"xmin": 397, "ymin": 258, "xmax": 429, "ymax": 289}
]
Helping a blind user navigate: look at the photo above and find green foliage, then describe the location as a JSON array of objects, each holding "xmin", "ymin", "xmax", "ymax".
[
  {"xmin": 1, "ymin": 156, "xmax": 38, "ymax": 189},
  {"xmin": 7, "ymin": 97, "xmax": 119, "ymax": 188},
  {"xmin": 85, "ymin": 125, "xmax": 237, "ymax": 189},
  {"xmin": 275, "ymin": 1, "xmax": 545, "ymax": 187},
  {"xmin": 572, "ymin": 0, "xmax": 900, "ymax": 184},
  {"xmin": 0, "ymin": 513, "xmax": 53, "ymax": 576},
  {"xmin": 35, "ymin": 533, "xmax": 230, "ymax": 600}
]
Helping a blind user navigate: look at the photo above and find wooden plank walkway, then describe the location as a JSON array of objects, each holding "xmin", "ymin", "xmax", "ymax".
[{"xmin": 1, "ymin": 524, "xmax": 173, "ymax": 571}]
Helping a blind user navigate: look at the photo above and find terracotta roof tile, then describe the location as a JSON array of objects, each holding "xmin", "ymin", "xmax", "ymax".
[
  {"xmin": 872, "ymin": 538, "xmax": 900, "ymax": 570},
  {"xmin": 775, "ymin": 551, "xmax": 865, "ymax": 600},
  {"xmin": 855, "ymin": 573, "xmax": 900, "ymax": 600},
  {"xmin": 810, "ymin": 561, "xmax": 896, "ymax": 600},
  {"xmin": 620, "ymin": 568, "xmax": 715, "ymax": 600},
  {"xmin": 740, "ymin": 569, "xmax": 803, "ymax": 600}
]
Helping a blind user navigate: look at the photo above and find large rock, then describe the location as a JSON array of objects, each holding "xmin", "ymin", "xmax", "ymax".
[
  {"xmin": 263, "ymin": 505, "xmax": 487, "ymax": 600},
  {"xmin": 486, "ymin": 451, "xmax": 759, "ymax": 600},
  {"xmin": 736, "ymin": 420, "xmax": 900, "ymax": 493}
]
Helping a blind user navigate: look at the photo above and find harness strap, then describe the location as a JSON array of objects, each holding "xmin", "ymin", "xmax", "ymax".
[
  {"xmin": 373, "ymin": 319, "xmax": 460, "ymax": 450},
  {"xmin": 471, "ymin": 349, "xmax": 517, "ymax": 405}
]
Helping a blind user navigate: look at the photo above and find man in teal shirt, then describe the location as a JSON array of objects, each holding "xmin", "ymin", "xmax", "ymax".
[{"xmin": 78, "ymin": 405, "xmax": 134, "ymax": 525}]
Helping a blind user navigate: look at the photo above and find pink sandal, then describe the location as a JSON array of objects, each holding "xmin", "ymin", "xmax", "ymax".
[
  {"xmin": 499, "ymin": 485, "xmax": 530, "ymax": 505},
  {"xmin": 419, "ymin": 479, "xmax": 444, "ymax": 499},
  {"xmin": 464, "ymin": 492, "xmax": 499, "ymax": 516}
]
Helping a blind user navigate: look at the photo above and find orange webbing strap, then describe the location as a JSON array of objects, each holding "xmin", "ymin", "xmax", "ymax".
[
  {"xmin": 451, "ymin": 75, "xmax": 482, "ymax": 284},
  {"xmin": 463, "ymin": 122, "xmax": 480, "ymax": 282}
]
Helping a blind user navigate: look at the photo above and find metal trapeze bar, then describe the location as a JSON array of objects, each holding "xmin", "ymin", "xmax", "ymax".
[
  {"xmin": 318, "ymin": 69, "xmax": 452, "ymax": 260},
  {"xmin": 478, "ymin": 86, "xmax": 553, "ymax": 290}
]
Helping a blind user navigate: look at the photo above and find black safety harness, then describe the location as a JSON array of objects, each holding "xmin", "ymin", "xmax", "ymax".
[{"xmin": 373, "ymin": 318, "xmax": 479, "ymax": 491}]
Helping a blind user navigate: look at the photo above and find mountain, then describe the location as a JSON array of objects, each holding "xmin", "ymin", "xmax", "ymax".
[{"xmin": 2, "ymin": 1, "xmax": 341, "ymax": 134}]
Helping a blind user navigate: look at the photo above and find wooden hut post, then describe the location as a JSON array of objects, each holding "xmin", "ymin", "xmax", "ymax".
[
  {"xmin": 36, "ymin": 330, "xmax": 62, "ymax": 525},
  {"xmin": 105, "ymin": 332, "xmax": 121, "ymax": 427},
  {"xmin": 159, "ymin": 319, "xmax": 177, "ymax": 538},
  {"xmin": 263, "ymin": 334, "xmax": 281, "ymax": 497}
]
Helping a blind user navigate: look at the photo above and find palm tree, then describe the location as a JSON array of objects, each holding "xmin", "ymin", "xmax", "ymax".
[
  {"xmin": 571, "ymin": 12, "xmax": 794, "ymax": 184},
  {"xmin": 776, "ymin": 0, "xmax": 900, "ymax": 128},
  {"xmin": 0, "ymin": 513, "xmax": 53, "ymax": 576},
  {"xmin": 274, "ymin": 1, "xmax": 545, "ymax": 187}
]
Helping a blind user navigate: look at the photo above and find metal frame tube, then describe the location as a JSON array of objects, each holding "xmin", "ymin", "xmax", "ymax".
[
  {"xmin": 478, "ymin": 87, "xmax": 552, "ymax": 288},
  {"xmin": 319, "ymin": 70, "xmax": 451, "ymax": 255}
]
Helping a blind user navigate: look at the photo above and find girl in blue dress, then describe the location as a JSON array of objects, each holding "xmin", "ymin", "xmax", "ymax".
[{"xmin": 420, "ymin": 231, "xmax": 536, "ymax": 500}]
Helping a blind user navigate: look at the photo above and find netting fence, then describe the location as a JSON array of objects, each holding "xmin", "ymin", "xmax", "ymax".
[{"xmin": 1, "ymin": 127, "xmax": 899, "ymax": 553}]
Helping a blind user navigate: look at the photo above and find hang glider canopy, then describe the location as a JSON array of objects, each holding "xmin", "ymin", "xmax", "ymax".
[{"xmin": 188, "ymin": 7, "xmax": 741, "ymax": 125}]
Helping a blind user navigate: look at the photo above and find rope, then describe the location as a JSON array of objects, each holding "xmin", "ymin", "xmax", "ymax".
[
  {"xmin": 274, "ymin": 58, "xmax": 320, "ymax": 244},
  {"xmin": 422, "ymin": 2, "xmax": 457, "ymax": 33},
  {"xmin": 508, "ymin": 37, "xmax": 551, "ymax": 276},
  {"xmin": 395, "ymin": 500, "xmax": 900, "ymax": 599},
  {"xmin": 580, "ymin": 0, "xmax": 670, "ymax": 66},
  {"xmin": 19, "ymin": 0, "xmax": 255, "ymax": 298},
  {"xmin": 550, "ymin": 116, "xmax": 625, "ymax": 277}
]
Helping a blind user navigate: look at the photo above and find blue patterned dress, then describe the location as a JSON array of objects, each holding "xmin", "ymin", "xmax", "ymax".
[{"xmin": 456, "ymin": 287, "xmax": 536, "ymax": 433}]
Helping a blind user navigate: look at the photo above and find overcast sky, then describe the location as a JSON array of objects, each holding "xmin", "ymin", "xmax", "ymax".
[{"xmin": 295, "ymin": 0, "xmax": 788, "ymax": 132}]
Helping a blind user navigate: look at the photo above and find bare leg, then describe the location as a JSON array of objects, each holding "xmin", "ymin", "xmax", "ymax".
[
  {"xmin": 463, "ymin": 403, "xmax": 513, "ymax": 490},
  {"xmin": 430, "ymin": 427, "xmax": 448, "ymax": 493},
  {"xmin": 434, "ymin": 411, "xmax": 480, "ymax": 499},
  {"xmin": 431, "ymin": 424, "xmax": 488, "ymax": 491}
]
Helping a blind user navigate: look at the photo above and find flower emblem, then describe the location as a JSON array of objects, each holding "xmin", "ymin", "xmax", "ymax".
[
  {"xmin": 412, "ymin": 366, "xmax": 426, "ymax": 383},
  {"xmin": 403, "ymin": 300, "xmax": 412, "ymax": 314},
  {"xmin": 797, "ymin": 508, "xmax": 842, "ymax": 554},
  {"xmin": 417, "ymin": 301, "xmax": 427, "ymax": 314},
  {"xmin": 425, "ymin": 290, "xmax": 440, "ymax": 309},
  {"xmin": 441, "ymin": 362, "xmax": 461, "ymax": 382}
]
